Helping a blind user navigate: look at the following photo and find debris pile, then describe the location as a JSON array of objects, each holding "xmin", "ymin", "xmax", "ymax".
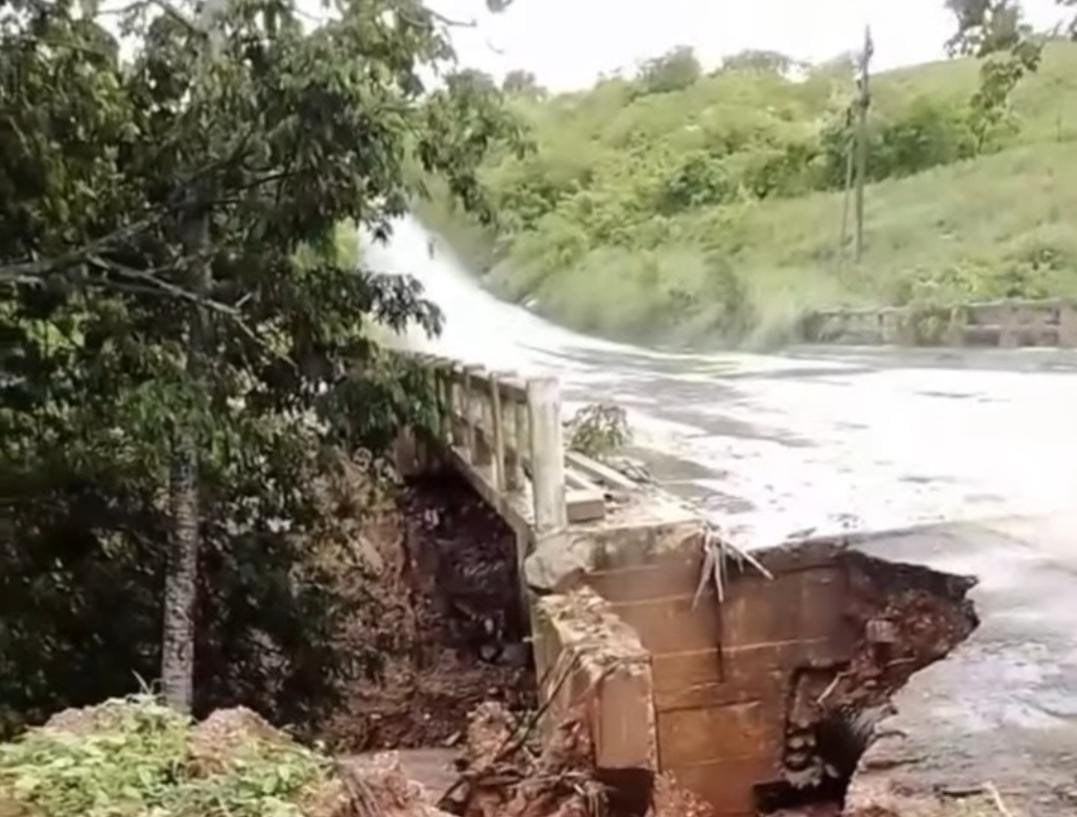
[
  {"xmin": 779, "ymin": 552, "xmax": 978, "ymax": 795},
  {"xmin": 441, "ymin": 702, "xmax": 603, "ymax": 817},
  {"xmin": 322, "ymin": 475, "xmax": 534, "ymax": 751}
]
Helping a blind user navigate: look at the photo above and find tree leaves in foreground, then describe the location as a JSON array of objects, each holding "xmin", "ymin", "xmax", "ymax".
[{"xmin": 0, "ymin": 0, "xmax": 521, "ymax": 732}]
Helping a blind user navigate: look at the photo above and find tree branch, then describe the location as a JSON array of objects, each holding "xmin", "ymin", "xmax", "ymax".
[
  {"xmin": 85, "ymin": 257, "xmax": 299, "ymax": 372},
  {"xmin": 0, "ymin": 215, "xmax": 164, "ymax": 284},
  {"xmin": 397, "ymin": 7, "xmax": 477, "ymax": 30},
  {"xmin": 99, "ymin": 0, "xmax": 205, "ymax": 35}
]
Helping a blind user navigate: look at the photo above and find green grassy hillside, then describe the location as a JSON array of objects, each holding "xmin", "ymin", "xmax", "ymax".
[{"xmin": 418, "ymin": 43, "xmax": 1077, "ymax": 346}]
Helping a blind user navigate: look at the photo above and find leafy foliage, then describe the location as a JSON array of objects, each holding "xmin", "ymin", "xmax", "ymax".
[
  {"xmin": 719, "ymin": 49, "xmax": 806, "ymax": 76},
  {"xmin": 418, "ymin": 40, "xmax": 1077, "ymax": 345},
  {"xmin": 0, "ymin": 0, "xmax": 519, "ymax": 733},
  {"xmin": 0, "ymin": 696, "xmax": 327, "ymax": 817},
  {"xmin": 635, "ymin": 45, "xmax": 702, "ymax": 96},
  {"xmin": 503, "ymin": 69, "xmax": 547, "ymax": 98},
  {"xmin": 566, "ymin": 404, "xmax": 632, "ymax": 458}
]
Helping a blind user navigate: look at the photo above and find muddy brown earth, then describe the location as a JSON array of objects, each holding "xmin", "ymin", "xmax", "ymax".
[{"xmin": 323, "ymin": 473, "xmax": 534, "ymax": 752}]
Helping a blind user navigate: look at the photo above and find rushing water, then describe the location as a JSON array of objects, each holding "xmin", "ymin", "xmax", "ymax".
[{"xmin": 365, "ymin": 216, "xmax": 1077, "ymax": 547}]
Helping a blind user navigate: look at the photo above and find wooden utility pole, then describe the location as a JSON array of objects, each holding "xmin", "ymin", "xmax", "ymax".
[
  {"xmin": 854, "ymin": 26, "xmax": 874, "ymax": 263},
  {"xmin": 838, "ymin": 107, "xmax": 854, "ymax": 259}
]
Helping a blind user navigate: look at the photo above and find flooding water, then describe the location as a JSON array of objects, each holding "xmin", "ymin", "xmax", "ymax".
[{"xmin": 365, "ymin": 217, "xmax": 1077, "ymax": 548}]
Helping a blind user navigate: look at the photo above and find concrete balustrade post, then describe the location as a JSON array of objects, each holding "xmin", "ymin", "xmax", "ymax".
[
  {"xmin": 463, "ymin": 365, "xmax": 484, "ymax": 463},
  {"xmin": 514, "ymin": 400, "xmax": 528, "ymax": 491},
  {"xmin": 526, "ymin": 377, "xmax": 567, "ymax": 534},
  {"xmin": 1060, "ymin": 303, "xmax": 1077, "ymax": 348},
  {"xmin": 1000, "ymin": 304, "xmax": 1020, "ymax": 348},
  {"xmin": 489, "ymin": 375, "xmax": 506, "ymax": 491}
]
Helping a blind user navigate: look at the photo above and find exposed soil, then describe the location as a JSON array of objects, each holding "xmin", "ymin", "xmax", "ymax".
[
  {"xmin": 322, "ymin": 473, "xmax": 535, "ymax": 752},
  {"xmin": 749, "ymin": 549, "xmax": 981, "ymax": 816},
  {"xmin": 312, "ymin": 468, "xmax": 982, "ymax": 817},
  {"xmin": 445, "ymin": 701, "xmax": 605, "ymax": 817}
]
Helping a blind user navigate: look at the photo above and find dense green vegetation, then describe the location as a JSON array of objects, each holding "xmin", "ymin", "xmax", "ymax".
[
  {"xmin": 0, "ymin": 697, "xmax": 327, "ymax": 817},
  {"xmin": 0, "ymin": 0, "xmax": 513, "ymax": 734},
  {"xmin": 420, "ymin": 41, "xmax": 1077, "ymax": 345}
]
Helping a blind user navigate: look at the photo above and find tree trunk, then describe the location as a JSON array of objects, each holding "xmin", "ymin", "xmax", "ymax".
[
  {"xmin": 159, "ymin": 0, "xmax": 224, "ymax": 714},
  {"xmin": 162, "ymin": 209, "xmax": 211, "ymax": 712},
  {"xmin": 162, "ymin": 430, "xmax": 200, "ymax": 711}
]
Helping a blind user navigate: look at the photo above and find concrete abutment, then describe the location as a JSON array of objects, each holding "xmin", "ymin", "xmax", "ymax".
[{"xmin": 528, "ymin": 535, "xmax": 978, "ymax": 817}]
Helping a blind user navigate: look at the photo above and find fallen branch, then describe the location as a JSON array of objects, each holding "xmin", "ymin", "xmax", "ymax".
[{"xmin": 815, "ymin": 670, "xmax": 848, "ymax": 706}]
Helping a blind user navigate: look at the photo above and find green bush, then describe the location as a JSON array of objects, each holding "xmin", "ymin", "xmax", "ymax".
[
  {"xmin": 635, "ymin": 46, "xmax": 702, "ymax": 96},
  {"xmin": 660, "ymin": 152, "xmax": 735, "ymax": 212},
  {"xmin": 0, "ymin": 697, "xmax": 327, "ymax": 817}
]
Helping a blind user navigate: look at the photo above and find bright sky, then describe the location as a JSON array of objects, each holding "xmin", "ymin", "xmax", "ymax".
[{"xmin": 430, "ymin": 0, "xmax": 1070, "ymax": 90}]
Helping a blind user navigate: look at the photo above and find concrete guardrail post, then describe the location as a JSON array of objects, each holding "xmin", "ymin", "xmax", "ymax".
[{"xmin": 526, "ymin": 377, "xmax": 568, "ymax": 535}]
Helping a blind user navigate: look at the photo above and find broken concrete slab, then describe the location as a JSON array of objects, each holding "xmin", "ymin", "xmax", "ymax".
[
  {"xmin": 533, "ymin": 588, "xmax": 658, "ymax": 773},
  {"xmin": 524, "ymin": 491, "xmax": 703, "ymax": 592}
]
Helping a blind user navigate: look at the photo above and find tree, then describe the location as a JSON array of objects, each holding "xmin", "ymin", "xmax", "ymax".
[
  {"xmin": 635, "ymin": 45, "xmax": 701, "ymax": 96},
  {"xmin": 945, "ymin": 0, "xmax": 1048, "ymax": 152},
  {"xmin": 719, "ymin": 49, "xmax": 804, "ymax": 76},
  {"xmin": 1, "ymin": 0, "xmax": 520, "ymax": 719},
  {"xmin": 503, "ymin": 69, "xmax": 546, "ymax": 97}
]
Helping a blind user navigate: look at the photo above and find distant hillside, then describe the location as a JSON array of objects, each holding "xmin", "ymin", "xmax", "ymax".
[{"xmin": 418, "ymin": 42, "xmax": 1077, "ymax": 346}]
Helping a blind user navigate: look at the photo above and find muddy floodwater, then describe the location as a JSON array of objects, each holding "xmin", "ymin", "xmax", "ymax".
[{"xmin": 368, "ymin": 217, "xmax": 1077, "ymax": 548}]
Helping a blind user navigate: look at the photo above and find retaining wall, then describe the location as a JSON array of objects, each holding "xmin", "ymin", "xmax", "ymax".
[
  {"xmin": 803, "ymin": 298, "xmax": 1077, "ymax": 347},
  {"xmin": 533, "ymin": 542, "xmax": 858, "ymax": 817},
  {"xmin": 532, "ymin": 541, "xmax": 977, "ymax": 817}
]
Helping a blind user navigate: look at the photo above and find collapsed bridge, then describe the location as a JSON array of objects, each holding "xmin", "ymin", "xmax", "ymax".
[{"xmin": 393, "ymin": 353, "xmax": 979, "ymax": 817}]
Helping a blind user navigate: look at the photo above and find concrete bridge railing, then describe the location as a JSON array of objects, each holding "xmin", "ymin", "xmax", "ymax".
[
  {"xmin": 395, "ymin": 353, "xmax": 635, "ymax": 538},
  {"xmin": 804, "ymin": 297, "xmax": 1077, "ymax": 347}
]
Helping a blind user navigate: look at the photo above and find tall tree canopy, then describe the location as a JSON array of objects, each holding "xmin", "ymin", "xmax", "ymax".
[{"xmin": 0, "ymin": 0, "xmax": 520, "ymax": 728}]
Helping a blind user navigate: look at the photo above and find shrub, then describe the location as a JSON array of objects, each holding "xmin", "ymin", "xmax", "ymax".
[
  {"xmin": 0, "ymin": 696, "xmax": 328, "ymax": 817},
  {"xmin": 635, "ymin": 46, "xmax": 702, "ymax": 96},
  {"xmin": 567, "ymin": 404, "xmax": 632, "ymax": 457}
]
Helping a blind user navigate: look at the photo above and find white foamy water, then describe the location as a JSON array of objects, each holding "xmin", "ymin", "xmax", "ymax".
[{"xmin": 366, "ymin": 216, "xmax": 1077, "ymax": 548}]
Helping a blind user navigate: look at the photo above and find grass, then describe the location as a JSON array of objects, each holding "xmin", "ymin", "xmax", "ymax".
[
  {"xmin": 0, "ymin": 697, "xmax": 329, "ymax": 817},
  {"xmin": 418, "ymin": 42, "xmax": 1077, "ymax": 347}
]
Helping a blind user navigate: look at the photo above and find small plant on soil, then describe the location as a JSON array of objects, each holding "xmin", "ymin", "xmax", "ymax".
[
  {"xmin": 566, "ymin": 403, "xmax": 633, "ymax": 458},
  {"xmin": 0, "ymin": 696, "xmax": 330, "ymax": 817}
]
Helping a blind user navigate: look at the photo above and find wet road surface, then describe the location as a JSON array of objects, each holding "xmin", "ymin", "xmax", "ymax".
[
  {"xmin": 370, "ymin": 218, "xmax": 1077, "ymax": 548},
  {"xmin": 367, "ymin": 218, "xmax": 1077, "ymax": 814},
  {"xmin": 854, "ymin": 517, "xmax": 1077, "ymax": 816}
]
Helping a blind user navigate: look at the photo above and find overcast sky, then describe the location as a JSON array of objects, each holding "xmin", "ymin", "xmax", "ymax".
[{"xmin": 428, "ymin": 0, "xmax": 1070, "ymax": 90}]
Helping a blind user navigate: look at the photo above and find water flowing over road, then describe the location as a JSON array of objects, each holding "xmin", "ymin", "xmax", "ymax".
[
  {"xmin": 367, "ymin": 218, "xmax": 1077, "ymax": 813},
  {"xmin": 367, "ymin": 217, "xmax": 1077, "ymax": 547}
]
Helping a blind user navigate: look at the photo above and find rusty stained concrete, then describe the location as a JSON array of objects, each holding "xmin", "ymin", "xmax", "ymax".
[{"xmin": 532, "ymin": 538, "xmax": 979, "ymax": 817}]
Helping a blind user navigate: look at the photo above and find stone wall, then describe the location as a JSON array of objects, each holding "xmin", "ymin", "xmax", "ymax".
[{"xmin": 588, "ymin": 545, "xmax": 853, "ymax": 816}]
